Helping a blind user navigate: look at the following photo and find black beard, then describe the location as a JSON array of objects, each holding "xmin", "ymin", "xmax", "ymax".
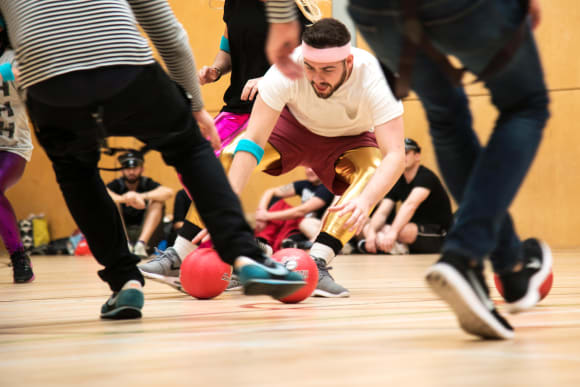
[{"xmin": 123, "ymin": 176, "xmax": 139, "ymax": 185}]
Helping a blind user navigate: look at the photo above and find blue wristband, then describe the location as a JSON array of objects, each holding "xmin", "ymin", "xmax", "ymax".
[
  {"xmin": 234, "ymin": 139, "xmax": 264, "ymax": 164},
  {"xmin": 219, "ymin": 35, "xmax": 230, "ymax": 53},
  {"xmin": 0, "ymin": 63, "xmax": 14, "ymax": 82}
]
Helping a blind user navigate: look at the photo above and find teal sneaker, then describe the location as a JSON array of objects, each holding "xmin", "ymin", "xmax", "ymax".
[
  {"xmin": 100, "ymin": 280, "xmax": 144, "ymax": 320},
  {"xmin": 235, "ymin": 256, "xmax": 306, "ymax": 300}
]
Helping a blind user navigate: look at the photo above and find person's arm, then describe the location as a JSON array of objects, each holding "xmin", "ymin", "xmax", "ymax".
[
  {"xmin": 259, "ymin": 196, "xmax": 327, "ymax": 222},
  {"xmin": 365, "ymin": 198, "xmax": 395, "ymax": 235},
  {"xmin": 106, "ymin": 188, "xmax": 126, "ymax": 204},
  {"xmin": 199, "ymin": 27, "xmax": 232, "ymax": 85},
  {"xmin": 529, "ymin": 0, "xmax": 541, "ymax": 30},
  {"xmin": 264, "ymin": 0, "xmax": 303, "ymax": 79},
  {"xmin": 257, "ymin": 183, "xmax": 297, "ymax": 211},
  {"xmin": 376, "ymin": 187, "xmax": 430, "ymax": 252},
  {"xmin": 128, "ymin": 0, "xmax": 221, "ymax": 149},
  {"xmin": 128, "ymin": 0, "xmax": 203, "ymax": 111},
  {"xmin": 227, "ymin": 95, "xmax": 282, "ymax": 194},
  {"xmin": 362, "ymin": 198, "xmax": 395, "ymax": 253},
  {"xmin": 142, "ymin": 185, "xmax": 174, "ymax": 203},
  {"xmin": 328, "ymin": 116, "xmax": 405, "ymax": 234}
]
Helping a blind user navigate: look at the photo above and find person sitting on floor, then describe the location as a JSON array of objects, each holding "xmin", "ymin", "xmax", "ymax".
[
  {"xmin": 106, "ymin": 150, "xmax": 173, "ymax": 258},
  {"xmin": 255, "ymin": 167, "xmax": 334, "ymax": 253},
  {"xmin": 358, "ymin": 138, "xmax": 452, "ymax": 254}
]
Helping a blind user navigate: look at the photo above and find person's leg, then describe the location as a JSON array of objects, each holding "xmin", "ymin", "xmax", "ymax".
[
  {"xmin": 255, "ymin": 199, "xmax": 294, "ymax": 249},
  {"xmin": 405, "ymin": 224, "xmax": 447, "ymax": 254},
  {"xmin": 121, "ymin": 65, "xmax": 303, "ymax": 298},
  {"xmin": 0, "ymin": 152, "xmax": 27, "ymax": 254},
  {"xmin": 314, "ymin": 146, "xmax": 383, "ymax": 261},
  {"xmin": 168, "ymin": 130, "xmax": 283, "ymax": 249},
  {"xmin": 309, "ymin": 146, "xmax": 383, "ymax": 297},
  {"xmin": 0, "ymin": 152, "xmax": 34, "ymax": 283},
  {"xmin": 299, "ymin": 217, "xmax": 321, "ymax": 241},
  {"xmin": 133, "ymin": 201, "xmax": 164, "ymax": 258},
  {"xmin": 213, "ymin": 112, "xmax": 250, "ymax": 157},
  {"xmin": 348, "ymin": 0, "xmax": 530, "ymax": 267},
  {"xmin": 25, "ymin": 98, "xmax": 144, "ymax": 319},
  {"xmin": 397, "ymin": 223, "xmax": 418, "ymax": 245},
  {"xmin": 348, "ymin": 0, "xmax": 548, "ymax": 339},
  {"xmin": 27, "ymin": 104, "xmax": 144, "ymax": 286}
]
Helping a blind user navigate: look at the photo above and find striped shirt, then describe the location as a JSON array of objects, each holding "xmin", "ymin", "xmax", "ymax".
[
  {"xmin": 266, "ymin": 0, "xmax": 297, "ymax": 23},
  {"xmin": 0, "ymin": 0, "xmax": 204, "ymax": 111}
]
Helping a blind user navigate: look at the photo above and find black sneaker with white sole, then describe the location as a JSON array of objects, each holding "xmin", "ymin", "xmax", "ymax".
[
  {"xmin": 426, "ymin": 252, "xmax": 514, "ymax": 340},
  {"xmin": 497, "ymin": 238, "xmax": 553, "ymax": 314}
]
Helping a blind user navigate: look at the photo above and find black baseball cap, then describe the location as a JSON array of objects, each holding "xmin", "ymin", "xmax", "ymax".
[
  {"xmin": 405, "ymin": 138, "xmax": 421, "ymax": 153},
  {"xmin": 118, "ymin": 151, "xmax": 144, "ymax": 169}
]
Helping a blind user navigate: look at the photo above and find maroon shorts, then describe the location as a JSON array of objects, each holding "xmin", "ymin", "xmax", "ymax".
[{"xmin": 265, "ymin": 108, "xmax": 378, "ymax": 195}]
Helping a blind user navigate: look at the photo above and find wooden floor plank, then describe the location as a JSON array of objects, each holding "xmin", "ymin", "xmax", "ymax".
[{"xmin": 1, "ymin": 252, "xmax": 579, "ymax": 386}]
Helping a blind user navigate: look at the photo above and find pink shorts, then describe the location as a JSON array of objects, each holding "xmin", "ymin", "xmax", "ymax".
[{"xmin": 214, "ymin": 111, "xmax": 250, "ymax": 157}]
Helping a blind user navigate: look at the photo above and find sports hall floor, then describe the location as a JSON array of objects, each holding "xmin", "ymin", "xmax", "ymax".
[{"xmin": 1, "ymin": 251, "xmax": 580, "ymax": 386}]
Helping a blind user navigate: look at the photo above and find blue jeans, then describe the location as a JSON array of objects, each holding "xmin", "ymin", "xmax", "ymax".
[{"xmin": 348, "ymin": 0, "xmax": 549, "ymax": 272}]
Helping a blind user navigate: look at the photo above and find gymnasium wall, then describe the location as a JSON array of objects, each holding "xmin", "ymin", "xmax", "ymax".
[{"xmin": 5, "ymin": 0, "xmax": 579, "ymax": 249}]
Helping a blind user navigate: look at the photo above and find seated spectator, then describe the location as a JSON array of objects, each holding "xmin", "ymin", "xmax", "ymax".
[
  {"xmin": 255, "ymin": 167, "xmax": 334, "ymax": 252},
  {"xmin": 106, "ymin": 150, "xmax": 173, "ymax": 258},
  {"xmin": 359, "ymin": 138, "xmax": 453, "ymax": 254}
]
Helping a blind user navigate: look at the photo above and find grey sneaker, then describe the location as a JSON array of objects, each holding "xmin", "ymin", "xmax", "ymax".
[
  {"xmin": 226, "ymin": 273, "xmax": 242, "ymax": 291},
  {"xmin": 138, "ymin": 247, "xmax": 185, "ymax": 293},
  {"xmin": 311, "ymin": 257, "xmax": 350, "ymax": 298}
]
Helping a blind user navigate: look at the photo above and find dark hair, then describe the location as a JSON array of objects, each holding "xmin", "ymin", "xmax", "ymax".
[
  {"xmin": 302, "ymin": 18, "xmax": 351, "ymax": 49},
  {"xmin": 405, "ymin": 138, "xmax": 421, "ymax": 153}
]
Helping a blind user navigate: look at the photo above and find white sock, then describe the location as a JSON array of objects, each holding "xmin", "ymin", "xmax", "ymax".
[
  {"xmin": 173, "ymin": 235, "xmax": 197, "ymax": 260},
  {"xmin": 309, "ymin": 242, "xmax": 335, "ymax": 264}
]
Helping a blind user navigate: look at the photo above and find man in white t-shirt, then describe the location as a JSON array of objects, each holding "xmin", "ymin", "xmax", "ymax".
[{"xmin": 141, "ymin": 18, "xmax": 405, "ymax": 298}]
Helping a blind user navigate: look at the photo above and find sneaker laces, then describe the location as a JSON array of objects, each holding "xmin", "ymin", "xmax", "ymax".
[
  {"xmin": 146, "ymin": 248, "xmax": 176, "ymax": 263},
  {"xmin": 313, "ymin": 257, "xmax": 334, "ymax": 280}
]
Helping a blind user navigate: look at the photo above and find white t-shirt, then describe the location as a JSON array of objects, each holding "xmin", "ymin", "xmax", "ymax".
[
  {"xmin": 0, "ymin": 50, "xmax": 33, "ymax": 161},
  {"xmin": 258, "ymin": 47, "xmax": 403, "ymax": 137}
]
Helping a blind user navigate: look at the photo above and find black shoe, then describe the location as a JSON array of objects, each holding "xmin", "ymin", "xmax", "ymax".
[
  {"xmin": 497, "ymin": 238, "xmax": 553, "ymax": 314},
  {"xmin": 425, "ymin": 252, "xmax": 514, "ymax": 340},
  {"xmin": 281, "ymin": 238, "xmax": 298, "ymax": 249},
  {"xmin": 357, "ymin": 239, "xmax": 368, "ymax": 254},
  {"xmin": 281, "ymin": 233, "xmax": 311, "ymax": 250},
  {"xmin": 10, "ymin": 250, "xmax": 35, "ymax": 283},
  {"xmin": 255, "ymin": 237, "xmax": 273, "ymax": 256}
]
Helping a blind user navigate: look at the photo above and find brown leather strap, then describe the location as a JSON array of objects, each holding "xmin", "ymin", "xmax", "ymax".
[
  {"xmin": 394, "ymin": 0, "xmax": 530, "ymax": 99},
  {"xmin": 475, "ymin": 2, "xmax": 529, "ymax": 82}
]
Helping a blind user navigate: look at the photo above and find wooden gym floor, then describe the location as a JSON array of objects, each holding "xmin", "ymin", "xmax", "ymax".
[{"xmin": 1, "ymin": 251, "xmax": 580, "ymax": 386}]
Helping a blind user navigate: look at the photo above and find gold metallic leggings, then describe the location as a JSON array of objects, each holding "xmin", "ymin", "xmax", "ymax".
[{"xmin": 185, "ymin": 133, "xmax": 383, "ymax": 246}]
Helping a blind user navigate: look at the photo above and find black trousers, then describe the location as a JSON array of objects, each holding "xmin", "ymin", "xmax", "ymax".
[{"xmin": 27, "ymin": 63, "xmax": 261, "ymax": 292}]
